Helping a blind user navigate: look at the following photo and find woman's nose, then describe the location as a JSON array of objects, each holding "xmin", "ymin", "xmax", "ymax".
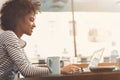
[{"xmin": 33, "ymin": 22, "xmax": 36, "ymax": 28}]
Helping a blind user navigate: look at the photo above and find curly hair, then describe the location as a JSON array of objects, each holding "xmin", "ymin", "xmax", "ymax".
[{"xmin": 0, "ymin": 0, "xmax": 40, "ymax": 31}]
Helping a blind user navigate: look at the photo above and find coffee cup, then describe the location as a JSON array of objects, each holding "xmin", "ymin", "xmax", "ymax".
[
  {"xmin": 116, "ymin": 57, "xmax": 120, "ymax": 70},
  {"xmin": 47, "ymin": 56, "xmax": 60, "ymax": 75}
]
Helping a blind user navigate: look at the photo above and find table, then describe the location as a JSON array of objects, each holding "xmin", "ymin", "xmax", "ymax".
[
  {"xmin": 18, "ymin": 71, "xmax": 120, "ymax": 80},
  {"xmin": 73, "ymin": 62, "xmax": 116, "ymax": 68}
]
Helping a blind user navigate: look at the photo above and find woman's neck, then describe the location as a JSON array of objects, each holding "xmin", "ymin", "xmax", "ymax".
[{"xmin": 14, "ymin": 30, "xmax": 23, "ymax": 38}]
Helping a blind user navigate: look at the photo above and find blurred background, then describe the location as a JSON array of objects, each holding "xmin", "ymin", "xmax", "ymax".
[{"xmin": 1, "ymin": 0, "xmax": 120, "ymax": 64}]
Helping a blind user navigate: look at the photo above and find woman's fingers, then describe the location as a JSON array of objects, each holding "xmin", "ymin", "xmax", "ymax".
[
  {"xmin": 71, "ymin": 66, "xmax": 82, "ymax": 73},
  {"xmin": 61, "ymin": 64, "xmax": 82, "ymax": 74}
]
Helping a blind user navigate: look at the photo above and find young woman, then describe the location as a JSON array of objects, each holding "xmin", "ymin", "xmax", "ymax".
[{"xmin": 0, "ymin": 0, "xmax": 80, "ymax": 80}]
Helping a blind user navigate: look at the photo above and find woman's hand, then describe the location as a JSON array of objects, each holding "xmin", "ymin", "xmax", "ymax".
[{"xmin": 61, "ymin": 64, "xmax": 82, "ymax": 74}]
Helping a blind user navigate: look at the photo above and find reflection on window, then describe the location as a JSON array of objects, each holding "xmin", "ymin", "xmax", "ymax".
[{"xmin": 39, "ymin": 0, "xmax": 120, "ymax": 12}]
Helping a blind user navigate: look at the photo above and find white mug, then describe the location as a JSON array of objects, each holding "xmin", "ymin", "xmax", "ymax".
[
  {"xmin": 47, "ymin": 56, "xmax": 60, "ymax": 75},
  {"xmin": 116, "ymin": 57, "xmax": 120, "ymax": 70}
]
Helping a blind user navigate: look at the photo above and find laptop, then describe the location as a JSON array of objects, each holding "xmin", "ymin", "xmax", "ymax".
[{"xmin": 83, "ymin": 48, "xmax": 105, "ymax": 72}]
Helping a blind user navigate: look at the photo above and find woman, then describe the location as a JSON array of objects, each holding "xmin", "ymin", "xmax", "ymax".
[{"xmin": 0, "ymin": 0, "xmax": 80, "ymax": 80}]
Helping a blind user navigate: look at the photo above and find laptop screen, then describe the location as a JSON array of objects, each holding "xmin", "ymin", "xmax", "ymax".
[
  {"xmin": 88, "ymin": 48, "xmax": 105, "ymax": 68},
  {"xmin": 83, "ymin": 48, "xmax": 105, "ymax": 72}
]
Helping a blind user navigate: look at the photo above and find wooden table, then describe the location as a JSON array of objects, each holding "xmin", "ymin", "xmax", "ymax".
[
  {"xmin": 73, "ymin": 62, "xmax": 116, "ymax": 68},
  {"xmin": 18, "ymin": 71, "xmax": 120, "ymax": 80}
]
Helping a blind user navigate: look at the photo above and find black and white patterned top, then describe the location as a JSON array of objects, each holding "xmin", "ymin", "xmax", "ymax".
[{"xmin": 0, "ymin": 30, "xmax": 49, "ymax": 80}]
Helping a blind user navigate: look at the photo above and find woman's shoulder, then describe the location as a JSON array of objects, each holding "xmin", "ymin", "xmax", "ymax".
[
  {"xmin": 1, "ymin": 30, "xmax": 14, "ymax": 34},
  {"xmin": 0, "ymin": 30, "xmax": 16, "ymax": 36},
  {"xmin": 0, "ymin": 30, "xmax": 20, "ymax": 46},
  {"xmin": 0, "ymin": 30, "xmax": 18, "ymax": 40}
]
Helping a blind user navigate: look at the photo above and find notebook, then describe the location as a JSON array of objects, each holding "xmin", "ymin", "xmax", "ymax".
[{"xmin": 83, "ymin": 48, "xmax": 105, "ymax": 72}]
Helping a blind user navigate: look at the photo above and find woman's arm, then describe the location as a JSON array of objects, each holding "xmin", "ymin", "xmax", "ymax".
[{"xmin": 2, "ymin": 31, "xmax": 49, "ymax": 77}]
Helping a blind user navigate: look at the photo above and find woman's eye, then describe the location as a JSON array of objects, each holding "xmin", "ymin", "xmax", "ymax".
[
  {"xmin": 30, "ymin": 19, "xmax": 34, "ymax": 22},
  {"xmin": 30, "ymin": 18, "xmax": 34, "ymax": 22}
]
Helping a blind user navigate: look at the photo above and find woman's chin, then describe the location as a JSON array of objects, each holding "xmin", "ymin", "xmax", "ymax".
[{"xmin": 25, "ymin": 32, "xmax": 32, "ymax": 36}]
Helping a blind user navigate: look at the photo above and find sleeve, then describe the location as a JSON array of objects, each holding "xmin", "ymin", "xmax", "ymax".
[{"xmin": 2, "ymin": 31, "xmax": 49, "ymax": 77}]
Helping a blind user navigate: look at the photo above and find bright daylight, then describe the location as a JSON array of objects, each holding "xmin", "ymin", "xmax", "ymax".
[{"xmin": 1, "ymin": 0, "xmax": 120, "ymax": 80}]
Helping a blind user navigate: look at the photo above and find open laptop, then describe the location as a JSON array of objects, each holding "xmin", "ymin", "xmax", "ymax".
[{"xmin": 83, "ymin": 48, "xmax": 105, "ymax": 72}]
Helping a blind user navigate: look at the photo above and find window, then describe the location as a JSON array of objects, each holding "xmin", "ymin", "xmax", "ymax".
[{"xmin": 22, "ymin": 0, "xmax": 120, "ymax": 63}]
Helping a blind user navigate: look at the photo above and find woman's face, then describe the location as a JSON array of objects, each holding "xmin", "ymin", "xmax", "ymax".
[{"xmin": 17, "ymin": 12, "xmax": 36, "ymax": 37}]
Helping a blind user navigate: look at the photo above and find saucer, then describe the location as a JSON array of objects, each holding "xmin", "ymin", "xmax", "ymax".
[{"xmin": 89, "ymin": 66, "xmax": 115, "ymax": 73}]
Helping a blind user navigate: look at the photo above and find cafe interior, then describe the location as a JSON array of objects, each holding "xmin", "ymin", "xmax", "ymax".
[
  {"xmin": 1, "ymin": 0, "xmax": 120, "ymax": 80},
  {"xmin": 21, "ymin": 0, "xmax": 120, "ymax": 65}
]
